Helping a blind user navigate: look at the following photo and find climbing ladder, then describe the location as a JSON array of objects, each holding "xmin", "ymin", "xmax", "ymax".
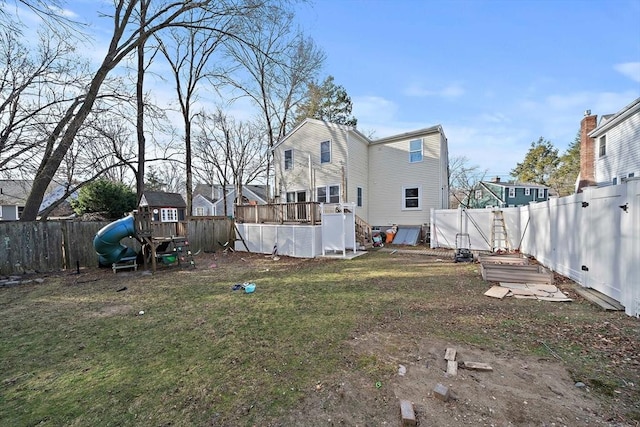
[{"xmin": 490, "ymin": 210, "xmax": 510, "ymax": 252}]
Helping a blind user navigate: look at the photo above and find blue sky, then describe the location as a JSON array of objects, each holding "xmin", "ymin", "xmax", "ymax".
[
  {"xmin": 294, "ymin": 0, "xmax": 640, "ymax": 178},
  {"xmin": 15, "ymin": 0, "xmax": 640, "ymax": 180}
]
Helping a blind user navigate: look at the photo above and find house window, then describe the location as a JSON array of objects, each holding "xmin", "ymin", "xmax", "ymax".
[
  {"xmin": 160, "ymin": 208, "xmax": 178, "ymax": 222},
  {"xmin": 508, "ymin": 188, "xmax": 515, "ymax": 198},
  {"xmin": 524, "ymin": 188, "xmax": 530, "ymax": 196},
  {"xmin": 286, "ymin": 192, "xmax": 296, "ymax": 202},
  {"xmin": 537, "ymin": 189, "xmax": 544, "ymax": 199},
  {"xmin": 195, "ymin": 207, "xmax": 204, "ymax": 216},
  {"xmin": 475, "ymin": 189, "xmax": 482, "ymax": 199},
  {"xmin": 329, "ymin": 185, "xmax": 339, "ymax": 203},
  {"xmin": 409, "ymin": 139, "xmax": 423, "ymax": 163},
  {"xmin": 629, "ymin": 172, "xmax": 635, "ymax": 178},
  {"xmin": 284, "ymin": 149, "xmax": 293, "ymax": 170},
  {"xmin": 357, "ymin": 187, "xmax": 363, "ymax": 207},
  {"xmin": 612, "ymin": 177, "xmax": 618, "ymax": 185},
  {"xmin": 402, "ymin": 186, "xmax": 421, "ymax": 210},
  {"xmin": 317, "ymin": 185, "xmax": 340, "ymax": 203},
  {"xmin": 599, "ymin": 136, "xmax": 606, "ymax": 157},
  {"xmin": 320, "ymin": 140, "xmax": 331, "ymax": 164}
]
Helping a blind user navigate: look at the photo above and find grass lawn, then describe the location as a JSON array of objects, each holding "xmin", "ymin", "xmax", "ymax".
[{"xmin": 1, "ymin": 250, "xmax": 638, "ymax": 426}]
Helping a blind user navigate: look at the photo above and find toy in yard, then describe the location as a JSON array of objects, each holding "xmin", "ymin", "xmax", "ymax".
[
  {"xmin": 454, "ymin": 233, "xmax": 474, "ymax": 263},
  {"xmin": 93, "ymin": 194, "xmax": 196, "ymax": 273}
]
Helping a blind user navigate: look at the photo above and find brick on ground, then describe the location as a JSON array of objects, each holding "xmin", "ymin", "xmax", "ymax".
[{"xmin": 399, "ymin": 399, "xmax": 416, "ymax": 426}]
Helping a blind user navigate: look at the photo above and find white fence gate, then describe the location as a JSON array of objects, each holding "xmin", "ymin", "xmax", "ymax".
[{"xmin": 431, "ymin": 178, "xmax": 640, "ymax": 317}]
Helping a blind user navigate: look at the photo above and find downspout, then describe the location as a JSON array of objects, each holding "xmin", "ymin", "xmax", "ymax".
[{"xmin": 308, "ymin": 154, "xmax": 312, "ymax": 201}]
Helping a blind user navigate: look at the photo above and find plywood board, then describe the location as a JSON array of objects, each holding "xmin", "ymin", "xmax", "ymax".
[
  {"xmin": 528, "ymin": 284, "xmax": 558, "ymax": 293},
  {"xmin": 444, "ymin": 348, "xmax": 457, "ymax": 361},
  {"xmin": 513, "ymin": 295, "xmax": 538, "ymax": 299},
  {"xmin": 461, "ymin": 361, "xmax": 493, "ymax": 371},
  {"xmin": 447, "ymin": 360, "xmax": 458, "ymax": 376},
  {"xmin": 484, "ymin": 286, "xmax": 510, "ymax": 299}
]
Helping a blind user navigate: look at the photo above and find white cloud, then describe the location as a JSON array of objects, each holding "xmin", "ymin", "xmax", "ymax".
[{"xmin": 614, "ymin": 62, "xmax": 640, "ymax": 83}]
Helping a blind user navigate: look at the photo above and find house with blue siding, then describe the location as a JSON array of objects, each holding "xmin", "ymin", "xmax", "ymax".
[{"xmin": 467, "ymin": 177, "xmax": 549, "ymax": 208}]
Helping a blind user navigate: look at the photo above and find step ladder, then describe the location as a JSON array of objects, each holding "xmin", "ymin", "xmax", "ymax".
[{"xmin": 490, "ymin": 210, "xmax": 509, "ymax": 252}]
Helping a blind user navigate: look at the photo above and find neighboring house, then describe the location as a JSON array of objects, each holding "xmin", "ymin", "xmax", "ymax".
[
  {"xmin": 467, "ymin": 177, "xmax": 549, "ymax": 208},
  {"xmin": 272, "ymin": 118, "xmax": 449, "ymax": 227},
  {"xmin": 0, "ymin": 180, "xmax": 74, "ymax": 220},
  {"xmin": 578, "ymin": 97, "xmax": 640, "ymax": 191},
  {"xmin": 0, "ymin": 180, "xmax": 31, "ymax": 220},
  {"xmin": 192, "ymin": 184, "xmax": 267, "ymax": 217},
  {"xmin": 139, "ymin": 191, "xmax": 186, "ymax": 222}
]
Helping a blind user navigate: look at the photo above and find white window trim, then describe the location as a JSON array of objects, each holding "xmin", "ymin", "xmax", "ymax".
[
  {"xmin": 409, "ymin": 139, "xmax": 423, "ymax": 163},
  {"xmin": 524, "ymin": 188, "xmax": 530, "ymax": 196},
  {"xmin": 402, "ymin": 185, "xmax": 422, "ymax": 210},
  {"xmin": 508, "ymin": 187, "xmax": 515, "ymax": 198},
  {"xmin": 537, "ymin": 188, "xmax": 544, "ymax": 199},
  {"xmin": 317, "ymin": 184, "xmax": 340, "ymax": 203},
  {"xmin": 160, "ymin": 208, "xmax": 178, "ymax": 222},
  {"xmin": 599, "ymin": 135, "xmax": 606, "ymax": 157},
  {"xmin": 284, "ymin": 149, "xmax": 293, "ymax": 170},
  {"xmin": 195, "ymin": 207, "xmax": 205, "ymax": 216},
  {"xmin": 320, "ymin": 140, "xmax": 331, "ymax": 164}
]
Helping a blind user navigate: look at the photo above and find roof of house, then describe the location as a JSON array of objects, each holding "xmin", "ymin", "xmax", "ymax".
[
  {"xmin": 193, "ymin": 184, "xmax": 268, "ymax": 203},
  {"xmin": 0, "ymin": 180, "xmax": 32, "ymax": 205},
  {"xmin": 589, "ymin": 97, "xmax": 640, "ymax": 138},
  {"xmin": 272, "ymin": 118, "xmax": 370, "ymax": 151},
  {"xmin": 193, "ymin": 193, "xmax": 215, "ymax": 204},
  {"xmin": 482, "ymin": 181, "xmax": 548, "ymax": 189},
  {"xmin": 369, "ymin": 124, "xmax": 443, "ymax": 145},
  {"xmin": 140, "ymin": 191, "xmax": 186, "ymax": 208}
]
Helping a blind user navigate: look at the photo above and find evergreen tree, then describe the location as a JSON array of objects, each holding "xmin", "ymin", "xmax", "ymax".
[
  {"xmin": 294, "ymin": 76, "xmax": 357, "ymax": 126},
  {"xmin": 550, "ymin": 132, "xmax": 581, "ymax": 196},
  {"xmin": 71, "ymin": 180, "xmax": 137, "ymax": 219},
  {"xmin": 511, "ymin": 137, "xmax": 559, "ymax": 186}
]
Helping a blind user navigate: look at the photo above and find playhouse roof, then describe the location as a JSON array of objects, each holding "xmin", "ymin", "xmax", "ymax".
[{"xmin": 140, "ymin": 191, "xmax": 186, "ymax": 208}]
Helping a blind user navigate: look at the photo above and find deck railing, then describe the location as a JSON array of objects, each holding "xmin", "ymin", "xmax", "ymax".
[{"xmin": 235, "ymin": 202, "xmax": 321, "ymax": 225}]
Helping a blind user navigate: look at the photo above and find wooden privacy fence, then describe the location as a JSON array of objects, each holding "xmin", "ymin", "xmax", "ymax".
[{"xmin": 0, "ymin": 217, "xmax": 233, "ymax": 275}]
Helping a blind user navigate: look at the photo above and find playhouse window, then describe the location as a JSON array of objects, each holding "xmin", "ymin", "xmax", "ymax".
[
  {"xmin": 508, "ymin": 187, "xmax": 515, "ymax": 198},
  {"xmin": 160, "ymin": 208, "xmax": 178, "ymax": 222}
]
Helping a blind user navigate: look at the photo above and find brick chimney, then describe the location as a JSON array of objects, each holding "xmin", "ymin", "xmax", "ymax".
[{"xmin": 578, "ymin": 110, "xmax": 597, "ymax": 192}]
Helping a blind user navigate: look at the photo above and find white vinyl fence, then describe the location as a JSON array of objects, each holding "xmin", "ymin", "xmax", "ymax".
[
  {"xmin": 234, "ymin": 203, "xmax": 357, "ymax": 258},
  {"xmin": 431, "ymin": 178, "xmax": 640, "ymax": 317}
]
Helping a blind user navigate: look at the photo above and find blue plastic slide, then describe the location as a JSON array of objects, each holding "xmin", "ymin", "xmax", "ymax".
[{"xmin": 93, "ymin": 214, "xmax": 138, "ymax": 266}]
